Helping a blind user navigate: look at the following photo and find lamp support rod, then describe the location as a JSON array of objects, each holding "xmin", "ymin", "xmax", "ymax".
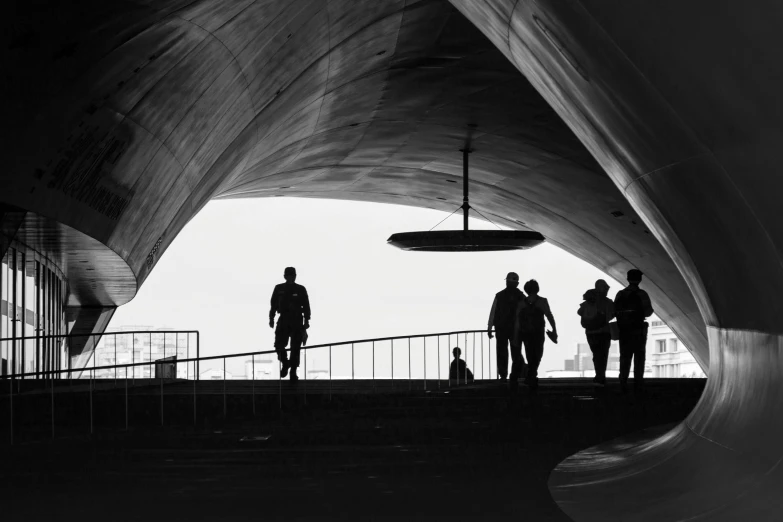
[{"xmin": 460, "ymin": 148, "xmax": 472, "ymax": 234}]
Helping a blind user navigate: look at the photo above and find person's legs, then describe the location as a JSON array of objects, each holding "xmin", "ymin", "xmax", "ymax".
[
  {"xmin": 495, "ymin": 331, "xmax": 510, "ymax": 379},
  {"xmin": 524, "ymin": 332, "xmax": 545, "ymax": 384},
  {"xmin": 632, "ymin": 327, "xmax": 648, "ymax": 385},
  {"xmin": 588, "ymin": 333, "xmax": 611, "ymax": 383},
  {"xmin": 274, "ymin": 324, "xmax": 291, "ymax": 377},
  {"xmin": 509, "ymin": 341, "xmax": 526, "ymax": 379},
  {"xmin": 618, "ymin": 332, "xmax": 633, "ymax": 391},
  {"xmin": 288, "ymin": 327, "xmax": 303, "ymax": 379}
]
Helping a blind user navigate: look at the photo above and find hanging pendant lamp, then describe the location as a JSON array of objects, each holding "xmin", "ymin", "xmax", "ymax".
[{"xmin": 387, "ymin": 148, "xmax": 545, "ymax": 252}]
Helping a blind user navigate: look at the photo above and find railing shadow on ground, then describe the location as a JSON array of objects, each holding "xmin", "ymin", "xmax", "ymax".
[{"xmin": 0, "ymin": 329, "xmax": 498, "ymax": 444}]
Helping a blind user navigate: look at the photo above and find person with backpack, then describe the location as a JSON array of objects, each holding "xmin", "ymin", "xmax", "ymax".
[
  {"xmin": 269, "ymin": 266, "xmax": 311, "ymax": 381},
  {"xmin": 613, "ymin": 269, "xmax": 654, "ymax": 392},
  {"xmin": 514, "ymin": 279, "xmax": 557, "ymax": 389},
  {"xmin": 578, "ymin": 279, "xmax": 615, "ymax": 386},
  {"xmin": 487, "ymin": 272, "xmax": 525, "ymax": 382}
]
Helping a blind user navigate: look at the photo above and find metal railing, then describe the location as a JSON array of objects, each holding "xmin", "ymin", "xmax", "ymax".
[{"xmin": 0, "ymin": 328, "xmax": 497, "ymax": 444}]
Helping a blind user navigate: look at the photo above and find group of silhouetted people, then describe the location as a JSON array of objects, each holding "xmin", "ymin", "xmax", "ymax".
[
  {"xmin": 486, "ymin": 272, "xmax": 558, "ymax": 390},
  {"xmin": 479, "ymin": 268, "xmax": 653, "ymax": 393},
  {"xmin": 267, "ymin": 265, "xmax": 653, "ymax": 392},
  {"xmin": 578, "ymin": 269, "xmax": 653, "ymax": 392}
]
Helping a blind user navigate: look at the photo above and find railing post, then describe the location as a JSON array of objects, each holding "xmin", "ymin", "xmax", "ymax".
[
  {"xmin": 160, "ymin": 367, "xmax": 164, "ymax": 427},
  {"xmin": 372, "ymin": 341, "xmax": 375, "ymax": 392},
  {"xmin": 252, "ymin": 354, "xmax": 255, "ymax": 417},
  {"xmin": 303, "ymin": 346, "xmax": 307, "ymax": 405},
  {"xmin": 391, "ymin": 339, "xmax": 394, "ymax": 383},
  {"xmin": 193, "ymin": 360, "xmax": 197, "ymax": 426},
  {"xmin": 51, "ymin": 373, "xmax": 55, "ymax": 440},
  {"xmin": 472, "ymin": 332, "xmax": 476, "ymax": 382},
  {"xmin": 89, "ymin": 365, "xmax": 94, "ymax": 436},
  {"xmin": 125, "ymin": 367, "xmax": 129, "ymax": 431},
  {"xmin": 408, "ymin": 337, "xmax": 411, "ymax": 391},
  {"xmin": 149, "ymin": 333, "xmax": 152, "ymax": 380},
  {"xmin": 351, "ymin": 343, "xmax": 354, "ymax": 380},
  {"xmin": 481, "ymin": 333, "xmax": 484, "ymax": 380},
  {"xmin": 328, "ymin": 345, "xmax": 332, "ymax": 402},
  {"xmin": 448, "ymin": 334, "xmax": 451, "ymax": 388},
  {"xmin": 132, "ymin": 334, "xmax": 135, "ymax": 384},
  {"xmin": 278, "ymin": 361, "xmax": 282, "ymax": 410},
  {"xmin": 423, "ymin": 337, "xmax": 427, "ymax": 391},
  {"xmin": 114, "ymin": 333, "xmax": 117, "ymax": 384},
  {"xmin": 196, "ymin": 331, "xmax": 200, "ymax": 381},
  {"xmin": 437, "ymin": 336, "xmax": 441, "ymax": 389},
  {"xmin": 9, "ymin": 378, "xmax": 13, "ymax": 445},
  {"xmin": 223, "ymin": 358, "xmax": 227, "ymax": 420}
]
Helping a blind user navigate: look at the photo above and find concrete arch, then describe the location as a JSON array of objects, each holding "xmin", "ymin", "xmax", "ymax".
[{"xmin": 7, "ymin": 0, "xmax": 778, "ymax": 518}]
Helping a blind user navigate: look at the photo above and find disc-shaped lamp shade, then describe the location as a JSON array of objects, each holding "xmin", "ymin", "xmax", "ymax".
[{"xmin": 387, "ymin": 230, "xmax": 546, "ymax": 252}]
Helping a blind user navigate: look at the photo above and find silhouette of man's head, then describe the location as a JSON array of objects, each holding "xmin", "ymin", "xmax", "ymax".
[
  {"xmin": 284, "ymin": 267, "xmax": 297, "ymax": 283},
  {"xmin": 452, "ymin": 347, "xmax": 462, "ymax": 358},
  {"xmin": 595, "ymin": 279, "xmax": 610, "ymax": 296},
  {"xmin": 505, "ymin": 272, "xmax": 519, "ymax": 289},
  {"xmin": 523, "ymin": 279, "xmax": 539, "ymax": 295},
  {"xmin": 627, "ymin": 269, "xmax": 643, "ymax": 285}
]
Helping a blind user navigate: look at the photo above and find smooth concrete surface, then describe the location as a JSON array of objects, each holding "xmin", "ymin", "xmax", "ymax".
[
  {"xmin": 446, "ymin": 1, "xmax": 783, "ymax": 519},
  {"xmin": 1, "ymin": 0, "xmax": 705, "ymax": 364}
]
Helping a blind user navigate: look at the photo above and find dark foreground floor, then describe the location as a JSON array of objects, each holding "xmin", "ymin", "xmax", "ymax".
[{"xmin": 0, "ymin": 379, "xmax": 705, "ymax": 521}]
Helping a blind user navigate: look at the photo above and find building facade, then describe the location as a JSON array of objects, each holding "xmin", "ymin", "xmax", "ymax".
[
  {"xmin": 1, "ymin": 240, "xmax": 68, "ymax": 378},
  {"xmin": 90, "ymin": 326, "xmax": 196, "ymax": 379},
  {"xmin": 557, "ymin": 318, "xmax": 706, "ymax": 378},
  {"xmin": 648, "ymin": 320, "xmax": 706, "ymax": 378}
]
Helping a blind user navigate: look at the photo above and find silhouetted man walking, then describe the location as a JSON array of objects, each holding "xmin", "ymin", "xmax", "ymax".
[
  {"xmin": 614, "ymin": 269, "xmax": 653, "ymax": 392},
  {"xmin": 488, "ymin": 272, "xmax": 524, "ymax": 381},
  {"xmin": 515, "ymin": 280, "xmax": 557, "ymax": 389},
  {"xmin": 269, "ymin": 267, "xmax": 311, "ymax": 381},
  {"xmin": 578, "ymin": 279, "xmax": 615, "ymax": 386}
]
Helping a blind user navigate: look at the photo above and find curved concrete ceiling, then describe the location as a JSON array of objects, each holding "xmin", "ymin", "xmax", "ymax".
[
  {"xmin": 7, "ymin": 0, "xmax": 782, "ymax": 519},
  {"xmin": 1, "ymin": 0, "xmax": 705, "ymax": 362}
]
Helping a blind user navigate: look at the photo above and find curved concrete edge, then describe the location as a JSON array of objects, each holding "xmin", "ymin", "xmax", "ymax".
[{"xmin": 548, "ymin": 328, "xmax": 783, "ymax": 521}]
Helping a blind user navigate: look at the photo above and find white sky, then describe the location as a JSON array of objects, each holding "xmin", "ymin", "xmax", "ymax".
[{"xmin": 110, "ymin": 198, "xmax": 628, "ymax": 377}]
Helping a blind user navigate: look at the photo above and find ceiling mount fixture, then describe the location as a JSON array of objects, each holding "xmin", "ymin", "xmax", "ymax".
[{"xmin": 387, "ymin": 148, "xmax": 545, "ymax": 252}]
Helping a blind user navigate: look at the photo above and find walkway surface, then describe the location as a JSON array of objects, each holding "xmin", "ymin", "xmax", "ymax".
[{"xmin": 0, "ymin": 378, "xmax": 705, "ymax": 521}]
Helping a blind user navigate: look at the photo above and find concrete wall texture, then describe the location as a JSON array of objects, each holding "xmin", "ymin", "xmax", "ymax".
[{"xmin": 2, "ymin": 1, "xmax": 781, "ymax": 519}]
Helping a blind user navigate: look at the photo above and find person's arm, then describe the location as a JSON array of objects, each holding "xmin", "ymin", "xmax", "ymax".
[
  {"xmin": 487, "ymin": 295, "xmax": 498, "ymax": 338},
  {"xmin": 269, "ymin": 286, "xmax": 279, "ymax": 327},
  {"xmin": 543, "ymin": 299, "xmax": 557, "ymax": 334},
  {"xmin": 302, "ymin": 286, "xmax": 311, "ymax": 324},
  {"xmin": 641, "ymin": 290, "xmax": 654, "ymax": 318}
]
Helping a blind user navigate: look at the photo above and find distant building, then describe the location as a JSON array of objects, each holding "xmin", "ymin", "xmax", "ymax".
[
  {"xmin": 91, "ymin": 326, "xmax": 195, "ymax": 379},
  {"xmin": 245, "ymin": 357, "xmax": 276, "ymax": 379},
  {"xmin": 200, "ymin": 368, "xmax": 234, "ymax": 380},
  {"xmin": 648, "ymin": 320, "xmax": 705, "ymax": 378},
  {"xmin": 561, "ymin": 318, "xmax": 705, "ymax": 378}
]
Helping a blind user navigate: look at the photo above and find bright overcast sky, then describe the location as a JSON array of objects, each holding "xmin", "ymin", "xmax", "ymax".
[{"xmin": 110, "ymin": 197, "xmax": 629, "ymax": 377}]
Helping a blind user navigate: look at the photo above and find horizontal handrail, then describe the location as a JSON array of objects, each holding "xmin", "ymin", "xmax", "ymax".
[{"xmin": 3, "ymin": 328, "xmax": 492, "ymax": 380}]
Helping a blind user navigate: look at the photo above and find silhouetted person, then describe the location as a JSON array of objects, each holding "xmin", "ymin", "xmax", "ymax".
[
  {"xmin": 613, "ymin": 269, "xmax": 653, "ymax": 392},
  {"xmin": 515, "ymin": 279, "xmax": 557, "ymax": 389},
  {"xmin": 487, "ymin": 272, "xmax": 524, "ymax": 381},
  {"xmin": 449, "ymin": 347, "xmax": 474, "ymax": 383},
  {"xmin": 578, "ymin": 279, "xmax": 615, "ymax": 386},
  {"xmin": 269, "ymin": 267, "xmax": 311, "ymax": 381}
]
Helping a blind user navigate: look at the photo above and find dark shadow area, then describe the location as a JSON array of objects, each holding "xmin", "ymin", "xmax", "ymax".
[{"xmin": 0, "ymin": 378, "xmax": 705, "ymax": 521}]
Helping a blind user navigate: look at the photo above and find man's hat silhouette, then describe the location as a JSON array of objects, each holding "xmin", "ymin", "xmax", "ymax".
[
  {"xmin": 284, "ymin": 267, "xmax": 296, "ymax": 276},
  {"xmin": 505, "ymin": 272, "xmax": 519, "ymax": 282},
  {"xmin": 627, "ymin": 269, "xmax": 643, "ymax": 282}
]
